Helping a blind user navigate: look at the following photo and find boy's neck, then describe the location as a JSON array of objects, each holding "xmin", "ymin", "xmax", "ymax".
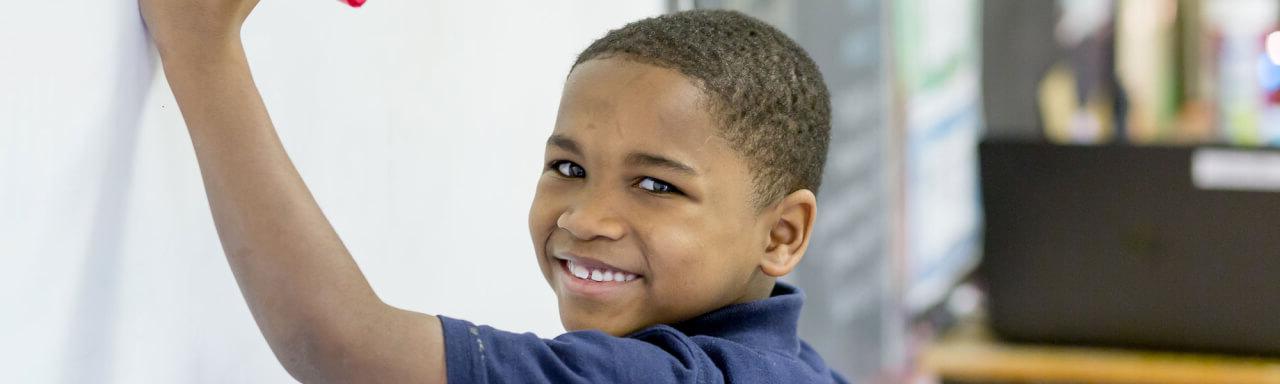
[{"xmin": 734, "ymin": 275, "xmax": 777, "ymax": 305}]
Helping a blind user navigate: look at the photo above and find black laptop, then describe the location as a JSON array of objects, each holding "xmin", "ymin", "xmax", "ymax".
[{"xmin": 979, "ymin": 140, "xmax": 1280, "ymax": 356}]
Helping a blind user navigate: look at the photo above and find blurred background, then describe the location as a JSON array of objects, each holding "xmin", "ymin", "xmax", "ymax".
[{"xmin": 3, "ymin": 0, "xmax": 1279, "ymax": 383}]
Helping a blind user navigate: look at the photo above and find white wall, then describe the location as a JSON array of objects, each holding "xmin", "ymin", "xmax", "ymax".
[{"xmin": 0, "ymin": 1, "xmax": 664, "ymax": 382}]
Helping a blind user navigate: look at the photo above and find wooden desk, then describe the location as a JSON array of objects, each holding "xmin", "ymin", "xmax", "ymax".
[{"xmin": 922, "ymin": 319, "xmax": 1280, "ymax": 384}]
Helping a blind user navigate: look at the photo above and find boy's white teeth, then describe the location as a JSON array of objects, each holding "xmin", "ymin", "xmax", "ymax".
[
  {"xmin": 570, "ymin": 261, "xmax": 589, "ymax": 279},
  {"xmin": 566, "ymin": 260, "xmax": 636, "ymax": 283}
]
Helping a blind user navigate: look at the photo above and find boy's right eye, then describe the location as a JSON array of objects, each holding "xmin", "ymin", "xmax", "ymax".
[{"xmin": 551, "ymin": 160, "xmax": 586, "ymax": 178}]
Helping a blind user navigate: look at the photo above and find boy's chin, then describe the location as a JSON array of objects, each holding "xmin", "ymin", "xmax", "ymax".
[{"xmin": 557, "ymin": 304, "xmax": 646, "ymax": 336}]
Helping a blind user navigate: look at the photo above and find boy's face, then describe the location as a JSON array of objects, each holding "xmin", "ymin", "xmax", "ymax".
[{"xmin": 528, "ymin": 57, "xmax": 774, "ymax": 336}]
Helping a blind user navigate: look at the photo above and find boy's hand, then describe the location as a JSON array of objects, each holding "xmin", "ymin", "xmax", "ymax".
[{"xmin": 139, "ymin": 0, "xmax": 260, "ymax": 57}]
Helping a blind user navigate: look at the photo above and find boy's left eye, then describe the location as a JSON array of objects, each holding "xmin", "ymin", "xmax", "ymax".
[{"xmin": 637, "ymin": 177, "xmax": 681, "ymax": 194}]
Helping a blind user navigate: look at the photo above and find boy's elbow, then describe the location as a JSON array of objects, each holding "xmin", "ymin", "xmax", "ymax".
[
  {"xmin": 274, "ymin": 306, "xmax": 440, "ymax": 384},
  {"xmin": 269, "ymin": 317, "xmax": 370, "ymax": 384},
  {"xmin": 275, "ymin": 326, "xmax": 347, "ymax": 384}
]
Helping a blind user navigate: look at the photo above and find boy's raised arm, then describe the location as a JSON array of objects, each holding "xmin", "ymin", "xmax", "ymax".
[{"xmin": 140, "ymin": 1, "xmax": 445, "ymax": 382}]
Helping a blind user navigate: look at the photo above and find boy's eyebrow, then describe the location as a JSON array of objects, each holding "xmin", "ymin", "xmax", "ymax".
[
  {"xmin": 547, "ymin": 134, "xmax": 582, "ymax": 156},
  {"xmin": 626, "ymin": 152, "xmax": 698, "ymax": 176}
]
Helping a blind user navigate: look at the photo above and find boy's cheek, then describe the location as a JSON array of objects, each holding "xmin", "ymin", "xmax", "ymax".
[{"xmin": 527, "ymin": 185, "xmax": 562, "ymax": 237}]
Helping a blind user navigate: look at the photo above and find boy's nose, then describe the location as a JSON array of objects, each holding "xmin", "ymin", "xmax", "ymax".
[{"xmin": 556, "ymin": 194, "xmax": 626, "ymax": 242}]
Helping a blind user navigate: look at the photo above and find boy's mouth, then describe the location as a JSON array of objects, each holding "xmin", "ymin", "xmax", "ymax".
[
  {"xmin": 552, "ymin": 253, "xmax": 643, "ymax": 294},
  {"xmin": 561, "ymin": 259, "xmax": 639, "ymax": 282}
]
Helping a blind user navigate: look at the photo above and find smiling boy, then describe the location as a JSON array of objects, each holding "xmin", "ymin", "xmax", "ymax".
[{"xmin": 142, "ymin": 0, "xmax": 844, "ymax": 382}]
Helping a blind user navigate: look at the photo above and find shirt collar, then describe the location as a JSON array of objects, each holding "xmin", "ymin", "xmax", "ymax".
[{"xmin": 668, "ymin": 281, "xmax": 804, "ymax": 355}]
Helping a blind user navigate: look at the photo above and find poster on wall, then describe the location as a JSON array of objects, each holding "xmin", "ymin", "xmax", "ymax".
[{"xmin": 893, "ymin": 0, "xmax": 984, "ymax": 314}]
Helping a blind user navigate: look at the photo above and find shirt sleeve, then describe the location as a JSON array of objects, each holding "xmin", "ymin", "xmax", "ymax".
[{"xmin": 438, "ymin": 315, "xmax": 722, "ymax": 384}]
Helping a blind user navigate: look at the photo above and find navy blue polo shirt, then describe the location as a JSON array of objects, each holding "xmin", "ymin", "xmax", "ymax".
[{"xmin": 439, "ymin": 282, "xmax": 848, "ymax": 383}]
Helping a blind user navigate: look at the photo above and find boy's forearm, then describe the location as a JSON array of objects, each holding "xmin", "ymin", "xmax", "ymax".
[
  {"xmin": 160, "ymin": 41, "xmax": 444, "ymax": 383},
  {"xmin": 162, "ymin": 39, "xmax": 376, "ymax": 376}
]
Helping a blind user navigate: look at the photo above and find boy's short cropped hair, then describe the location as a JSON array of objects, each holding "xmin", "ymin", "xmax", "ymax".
[{"xmin": 573, "ymin": 9, "xmax": 831, "ymax": 208}]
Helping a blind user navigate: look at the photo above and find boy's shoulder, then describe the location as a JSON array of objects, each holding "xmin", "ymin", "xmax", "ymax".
[{"xmin": 439, "ymin": 282, "xmax": 848, "ymax": 383}]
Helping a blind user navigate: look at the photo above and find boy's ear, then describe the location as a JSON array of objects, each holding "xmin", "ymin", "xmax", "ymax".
[{"xmin": 760, "ymin": 189, "xmax": 817, "ymax": 277}]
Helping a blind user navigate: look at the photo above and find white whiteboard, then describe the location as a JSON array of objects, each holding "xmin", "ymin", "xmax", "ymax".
[{"xmin": 0, "ymin": 1, "xmax": 663, "ymax": 382}]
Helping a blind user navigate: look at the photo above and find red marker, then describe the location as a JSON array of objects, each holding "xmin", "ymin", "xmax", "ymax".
[{"xmin": 340, "ymin": 0, "xmax": 365, "ymax": 8}]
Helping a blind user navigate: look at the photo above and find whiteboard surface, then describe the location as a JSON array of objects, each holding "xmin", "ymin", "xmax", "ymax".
[{"xmin": 0, "ymin": 1, "xmax": 663, "ymax": 381}]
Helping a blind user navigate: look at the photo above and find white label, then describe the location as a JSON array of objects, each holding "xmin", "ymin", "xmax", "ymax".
[{"xmin": 1191, "ymin": 148, "xmax": 1280, "ymax": 192}]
